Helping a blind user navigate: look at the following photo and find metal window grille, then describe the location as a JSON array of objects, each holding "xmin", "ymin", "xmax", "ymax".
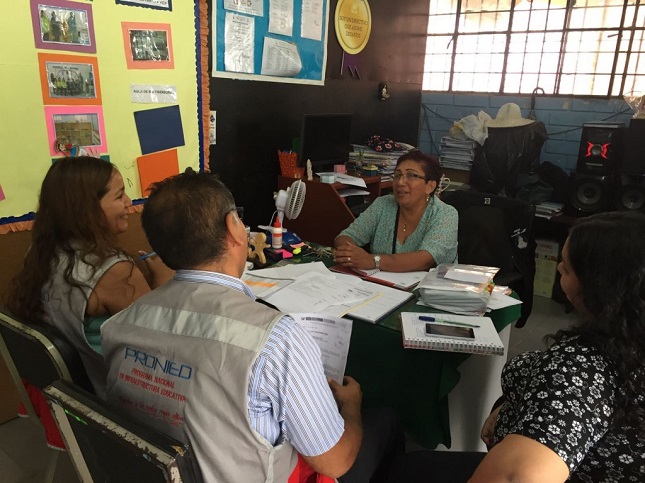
[{"xmin": 423, "ymin": 0, "xmax": 645, "ymax": 97}]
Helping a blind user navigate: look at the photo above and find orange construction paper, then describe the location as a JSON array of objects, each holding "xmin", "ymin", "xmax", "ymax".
[
  {"xmin": 121, "ymin": 21, "xmax": 174, "ymax": 70},
  {"xmin": 37, "ymin": 52, "xmax": 102, "ymax": 106},
  {"xmin": 137, "ymin": 149, "xmax": 179, "ymax": 197}
]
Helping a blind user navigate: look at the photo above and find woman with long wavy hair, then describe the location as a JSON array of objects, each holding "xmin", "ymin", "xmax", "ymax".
[
  {"xmin": 471, "ymin": 210, "xmax": 645, "ymax": 482},
  {"xmin": 6, "ymin": 156, "xmax": 169, "ymax": 397}
]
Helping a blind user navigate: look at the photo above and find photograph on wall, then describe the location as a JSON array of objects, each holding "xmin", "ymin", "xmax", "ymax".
[
  {"xmin": 44, "ymin": 106, "xmax": 108, "ymax": 156},
  {"xmin": 116, "ymin": 0, "xmax": 172, "ymax": 11},
  {"xmin": 38, "ymin": 53, "xmax": 101, "ymax": 105},
  {"xmin": 121, "ymin": 22, "xmax": 174, "ymax": 69},
  {"xmin": 30, "ymin": 0, "xmax": 96, "ymax": 53}
]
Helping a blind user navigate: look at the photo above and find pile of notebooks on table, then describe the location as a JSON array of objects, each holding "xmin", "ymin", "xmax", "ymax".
[
  {"xmin": 439, "ymin": 136, "xmax": 479, "ymax": 171},
  {"xmin": 417, "ymin": 264, "xmax": 498, "ymax": 316}
]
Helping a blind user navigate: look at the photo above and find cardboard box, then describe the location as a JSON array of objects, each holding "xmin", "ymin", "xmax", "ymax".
[{"xmin": 534, "ymin": 239, "xmax": 560, "ymax": 298}]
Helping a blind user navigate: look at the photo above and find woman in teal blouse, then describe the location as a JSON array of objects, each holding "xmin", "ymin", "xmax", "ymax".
[{"xmin": 333, "ymin": 150, "xmax": 458, "ymax": 272}]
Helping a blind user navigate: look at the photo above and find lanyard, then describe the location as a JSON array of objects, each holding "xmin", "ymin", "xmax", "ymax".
[{"xmin": 392, "ymin": 207, "xmax": 399, "ymax": 254}]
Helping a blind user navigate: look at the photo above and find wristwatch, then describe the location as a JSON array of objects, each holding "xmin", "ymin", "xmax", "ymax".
[{"xmin": 373, "ymin": 255, "xmax": 381, "ymax": 269}]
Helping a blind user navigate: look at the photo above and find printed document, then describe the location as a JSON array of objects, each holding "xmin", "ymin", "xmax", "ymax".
[
  {"xmin": 261, "ymin": 37, "xmax": 302, "ymax": 77},
  {"xmin": 301, "ymin": 0, "xmax": 324, "ymax": 41},
  {"xmin": 268, "ymin": 0, "xmax": 294, "ymax": 36},
  {"xmin": 224, "ymin": 13, "xmax": 255, "ymax": 73},
  {"xmin": 320, "ymin": 273, "xmax": 414, "ymax": 323},
  {"xmin": 291, "ymin": 313, "xmax": 352, "ymax": 384},
  {"xmin": 264, "ymin": 272, "xmax": 378, "ymax": 313}
]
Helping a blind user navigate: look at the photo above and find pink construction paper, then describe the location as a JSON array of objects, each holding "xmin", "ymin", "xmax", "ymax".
[{"xmin": 44, "ymin": 105, "xmax": 108, "ymax": 156}]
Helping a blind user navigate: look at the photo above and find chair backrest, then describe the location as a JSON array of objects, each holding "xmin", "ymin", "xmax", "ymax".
[
  {"xmin": 442, "ymin": 190, "xmax": 536, "ymax": 273},
  {"xmin": 441, "ymin": 190, "xmax": 537, "ymax": 327},
  {"xmin": 43, "ymin": 380, "xmax": 203, "ymax": 483},
  {"xmin": 0, "ymin": 310, "xmax": 93, "ymax": 392}
]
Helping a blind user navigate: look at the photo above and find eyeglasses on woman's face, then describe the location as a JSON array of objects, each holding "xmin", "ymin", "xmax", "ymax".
[{"xmin": 392, "ymin": 172, "xmax": 427, "ymax": 182}]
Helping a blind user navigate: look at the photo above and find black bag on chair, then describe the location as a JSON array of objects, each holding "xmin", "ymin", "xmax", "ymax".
[{"xmin": 441, "ymin": 190, "xmax": 537, "ymax": 327}]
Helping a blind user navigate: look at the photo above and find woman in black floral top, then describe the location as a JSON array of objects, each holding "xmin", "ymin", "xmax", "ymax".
[{"xmin": 470, "ymin": 211, "xmax": 645, "ymax": 483}]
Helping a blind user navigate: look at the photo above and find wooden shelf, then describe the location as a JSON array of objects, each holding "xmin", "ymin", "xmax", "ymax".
[{"xmin": 278, "ymin": 175, "xmax": 385, "ymax": 246}]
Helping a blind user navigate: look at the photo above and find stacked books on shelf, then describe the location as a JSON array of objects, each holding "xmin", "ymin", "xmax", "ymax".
[
  {"xmin": 417, "ymin": 264, "xmax": 498, "ymax": 316},
  {"xmin": 347, "ymin": 142, "xmax": 415, "ymax": 181},
  {"xmin": 535, "ymin": 201, "xmax": 564, "ymax": 219},
  {"xmin": 400, "ymin": 312, "xmax": 505, "ymax": 356},
  {"xmin": 439, "ymin": 136, "xmax": 479, "ymax": 171}
]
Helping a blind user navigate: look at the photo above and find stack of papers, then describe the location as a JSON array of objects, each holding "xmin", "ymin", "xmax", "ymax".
[
  {"xmin": 535, "ymin": 201, "xmax": 564, "ymax": 219},
  {"xmin": 314, "ymin": 172, "xmax": 368, "ymax": 188},
  {"xmin": 439, "ymin": 136, "xmax": 479, "ymax": 171},
  {"xmin": 329, "ymin": 264, "xmax": 427, "ymax": 291},
  {"xmin": 242, "ymin": 262, "xmax": 413, "ymax": 323},
  {"xmin": 417, "ymin": 264, "xmax": 499, "ymax": 316},
  {"xmin": 347, "ymin": 143, "xmax": 415, "ymax": 181}
]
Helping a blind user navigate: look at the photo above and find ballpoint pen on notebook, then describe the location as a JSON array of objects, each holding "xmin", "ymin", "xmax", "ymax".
[{"xmin": 417, "ymin": 315, "xmax": 480, "ymax": 328}]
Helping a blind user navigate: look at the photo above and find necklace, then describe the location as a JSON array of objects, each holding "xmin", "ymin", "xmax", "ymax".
[{"xmin": 401, "ymin": 213, "xmax": 410, "ymax": 233}]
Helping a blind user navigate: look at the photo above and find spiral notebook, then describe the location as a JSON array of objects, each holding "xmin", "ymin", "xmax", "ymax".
[{"xmin": 400, "ymin": 312, "xmax": 505, "ymax": 356}]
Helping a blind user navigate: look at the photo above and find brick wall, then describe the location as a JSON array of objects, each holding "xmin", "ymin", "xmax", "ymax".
[{"xmin": 418, "ymin": 93, "xmax": 633, "ymax": 173}]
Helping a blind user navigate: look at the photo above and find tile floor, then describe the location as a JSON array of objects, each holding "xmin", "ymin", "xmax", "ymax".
[{"xmin": 0, "ymin": 295, "xmax": 578, "ymax": 482}]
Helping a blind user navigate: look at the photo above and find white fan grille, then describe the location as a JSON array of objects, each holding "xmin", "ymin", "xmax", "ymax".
[{"xmin": 285, "ymin": 180, "xmax": 306, "ymax": 219}]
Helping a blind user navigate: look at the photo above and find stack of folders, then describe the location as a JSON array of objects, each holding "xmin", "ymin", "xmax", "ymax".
[
  {"xmin": 417, "ymin": 264, "xmax": 499, "ymax": 316},
  {"xmin": 439, "ymin": 136, "xmax": 479, "ymax": 171},
  {"xmin": 535, "ymin": 201, "xmax": 564, "ymax": 219},
  {"xmin": 329, "ymin": 264, "xmax": 427, "ymax": 291},
  {"xmin": 400, "ymin": 312, "xmax": 505, "ymax": 356}
]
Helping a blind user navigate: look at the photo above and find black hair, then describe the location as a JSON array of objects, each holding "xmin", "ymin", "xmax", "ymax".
[
  {"xmin": 395, "ymin": 150, "xmax": 441, "ymax": 184},
  {"xmin": 551, "ymin": 211, "xmax": 645, "ymax": 434},
  {"xmin": 142, "ymin": 170, "xmax": 236, "ymax": 270}
]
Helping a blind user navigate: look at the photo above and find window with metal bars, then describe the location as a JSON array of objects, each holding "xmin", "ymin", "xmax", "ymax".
[{"xmin": 423, "ymin": 0, "xmax": 644, "ymax": 97}]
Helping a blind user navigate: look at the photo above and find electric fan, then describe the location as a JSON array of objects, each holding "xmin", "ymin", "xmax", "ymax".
[{"xmin": 274, "ymin": 179, "xmax": 306, "ymax": 224}]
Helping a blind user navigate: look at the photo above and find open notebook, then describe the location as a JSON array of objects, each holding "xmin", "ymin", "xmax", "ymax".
[
  {"xmin": 251, "ymin": 265, "xmax": 414, "ymax": 324},
  {"xmin": 400, "ymin": 312, "xmax": 505, "ymax": 356},
  {"xmin": 338, "ymin": 279, "xmax": 414, "ymax": 323}
]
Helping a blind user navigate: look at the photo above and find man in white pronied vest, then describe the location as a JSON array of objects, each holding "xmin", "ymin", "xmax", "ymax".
[{"xmin": 101, "ymin": 170, "xmax": 403, "ymax": 483}]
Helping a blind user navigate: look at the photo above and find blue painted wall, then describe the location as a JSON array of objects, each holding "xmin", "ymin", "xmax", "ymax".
[{"xmin": 418, "ymin": 93, "xmax": 634, "ymax": 173}]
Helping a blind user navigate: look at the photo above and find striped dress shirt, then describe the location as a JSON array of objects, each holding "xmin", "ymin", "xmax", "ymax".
[{"xmin": 174, "ymin": 270, "xmax": 345, "ymax": 456}]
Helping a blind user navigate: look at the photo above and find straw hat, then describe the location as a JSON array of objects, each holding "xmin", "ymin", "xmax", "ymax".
[{"xmin": 487, "ymin": 103, "xmax": 534, "ymax": 128}]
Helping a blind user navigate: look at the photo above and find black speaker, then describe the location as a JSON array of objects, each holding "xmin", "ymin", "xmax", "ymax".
[
  {"xmin": 567, "ymin": 173, "xmax": 615, "ymax": 216},
  {"xmin": 615, "ymin": 175, "xmax": 645, "ymax": 212},
  {"xmin": 576, "ymin": 122, "xmax": 626, "ymax": 176},
  {"xmin": 623, "ymin": 118, "xmax": 645, "ymax": 176}
]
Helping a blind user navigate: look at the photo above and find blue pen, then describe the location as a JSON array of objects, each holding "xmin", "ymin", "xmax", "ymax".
[
  {"xmin": 138, "ymin": 251, "xmax": 156, "ymax": 261},
  {"xmin": 418, "ymin": 315, "xmax": 480, "ymax": 328}
]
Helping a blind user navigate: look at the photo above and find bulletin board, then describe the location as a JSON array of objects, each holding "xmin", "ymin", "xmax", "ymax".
[
  {"xmin": 0, "ymin": 0, "xmax": 203, "ymax": 230},
  {"xmin": 212, "ymin": 0, "xmax": 329, "ymax": 85}
]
